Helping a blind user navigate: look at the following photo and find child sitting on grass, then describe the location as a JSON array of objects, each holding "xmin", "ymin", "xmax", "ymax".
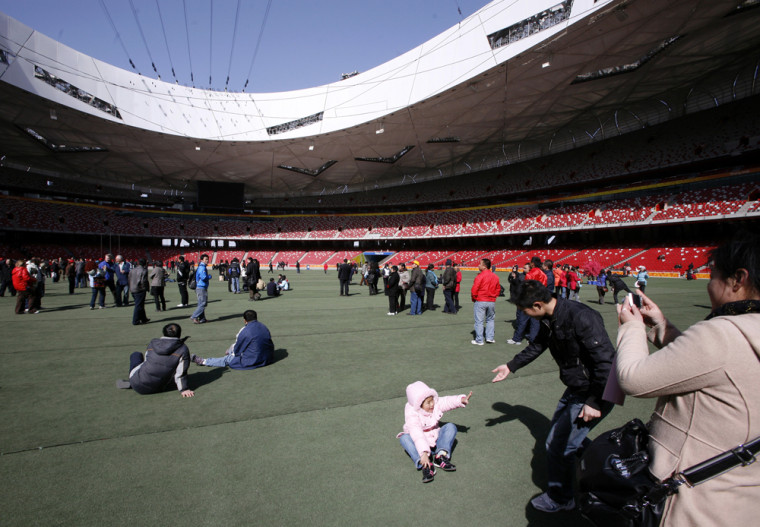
[{"xmin": 397, "ymin": 380, "xmax": 472, "ymax": 483}]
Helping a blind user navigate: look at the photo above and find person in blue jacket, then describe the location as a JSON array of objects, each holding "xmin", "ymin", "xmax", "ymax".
[
  {"xmin": 190, "ymin": 253, "xmax": 210, "ymax": 324},
  {"xmin": 191, "ymin": 310, "xmax": 274, "ymax": 370}
]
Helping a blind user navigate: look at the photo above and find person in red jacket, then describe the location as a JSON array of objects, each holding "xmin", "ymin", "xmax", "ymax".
[
  {"xmin": 11, "ymin": 258, "xmax": 37, "ymax": 314},
  {"xmin": 566, "ymin": 266, "xmax": 580, "ymax": 301},
  {"xmin": 470, "ymin": 258, "xmax": 501, "ymax": 345},
  {"xmin": 453, "ymin": 262, "xmax": 462, "ymax": 310}
]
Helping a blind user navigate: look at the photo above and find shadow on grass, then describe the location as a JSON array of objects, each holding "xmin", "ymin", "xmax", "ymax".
[
  {"xmin": 271, "ymin": 348, "xmax": 288, "ymax": 365},
  {"xmin": 187, "ymin": 367, "xmax": 226, "ymax": 389},
  {"xmin": 40, "ymin": 304, "xmax": 89, "ymax": 312},
  {"xmin": 214, "ymin": 313, "xmax": 247, "ymax": 322},
  {"xmin": 486, "ymin": 402, "xmax": 550, "ymax": 490},
  {"xmin": 487, "ymin": 401, "xmax": 588, "ymax": 526}
]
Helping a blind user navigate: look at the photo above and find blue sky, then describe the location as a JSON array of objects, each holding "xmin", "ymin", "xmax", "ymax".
[{"xmin": 0, "ymin": 0, "xmax": 487, "ymax": 93}]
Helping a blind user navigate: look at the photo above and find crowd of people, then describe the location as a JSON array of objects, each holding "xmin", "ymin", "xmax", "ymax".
[{"xmin": 5, "ymin": 234, "xmax": 759, "ymax": 521}]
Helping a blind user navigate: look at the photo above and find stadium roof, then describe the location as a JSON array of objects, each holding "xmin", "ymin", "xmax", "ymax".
[{"xmin": 0, "ymin": 0, "xmax": 758, "ymax": 201}]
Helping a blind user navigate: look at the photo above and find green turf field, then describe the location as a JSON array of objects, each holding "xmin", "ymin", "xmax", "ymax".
[{"xmin": 0, "ymin": 271, "xmax": 712, "ymax": 526}]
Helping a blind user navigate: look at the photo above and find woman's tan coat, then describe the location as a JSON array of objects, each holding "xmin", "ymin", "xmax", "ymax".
[{"xmin": 616, "ymin": 313, "xmax": 760, "ymax": 526}]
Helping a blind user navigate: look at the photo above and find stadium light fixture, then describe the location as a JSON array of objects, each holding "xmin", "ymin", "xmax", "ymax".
[{"xmin": 542, "ymin": 61, "xmax": 551, "ymax": 68}]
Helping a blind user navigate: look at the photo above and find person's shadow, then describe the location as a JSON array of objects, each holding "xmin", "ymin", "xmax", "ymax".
[
  {"xmin": 187, "ymin": 349, "xmax": 288, "ymax": 388},
  {"xmin": 487, "ymin": 402, "xmax": 551, "ymax": 490},
  {"xmin": 487, "ymin": 402, "xmax": 586, "ymax": 526},
  {"xmin": 187, "ymin": 367, "xmax": 226, "ymax": 389},
  {"xmin": 270, "ymin": 348, "xmax": 288, "ymax": 365}
]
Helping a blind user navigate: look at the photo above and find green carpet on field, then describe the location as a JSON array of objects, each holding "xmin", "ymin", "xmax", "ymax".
[{"xmin": 0, "ymin": 272, "xmax": 711, "ymax": 526}]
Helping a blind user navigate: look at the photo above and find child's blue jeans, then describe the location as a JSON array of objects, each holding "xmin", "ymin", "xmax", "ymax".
[{"xmin": 399, "ymin": 422, "xmax": 457, "ymax": 468}]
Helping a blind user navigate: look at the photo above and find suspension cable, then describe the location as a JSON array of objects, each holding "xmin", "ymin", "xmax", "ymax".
[
  {"xmin": 209, "ymin": 1, "xmax": 213, "ymax": 87},
  {"xmin": 155, "ymin": 0, "xmax": 178, "ymax": 82},
  {"xmin": 182, "ymin": 0, "xmax": 194, "ymax": 85},
  {"xmin": 243, "ymin": 0, "xmax": 273, "ymax": 91},
  {"xmin": 128, "ymin": 0, "xmax": 159, "ymax": 77},
  {"xmin": 454, "ymin": 0, "xmax": 463, "ymax": 17},
  {"xmin": 225, "ymin": 0, "xmax": 242, "ymax": 90},
  {"xmin": 99, "ymin": 0, "xmax": 138, "ymax": 72}
]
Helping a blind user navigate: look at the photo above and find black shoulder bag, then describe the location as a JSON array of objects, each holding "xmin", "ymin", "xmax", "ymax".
[{"xmin": 577, "ymin": 418, "xmax": 760, "ymax": 527}]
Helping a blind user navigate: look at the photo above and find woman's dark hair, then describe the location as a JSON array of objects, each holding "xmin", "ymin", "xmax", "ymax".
[
  {"xmin": 514, "ymin": 280, "xmax": 553, "ymax": 309},
  {"xmin": 709, "ymin": 232, "xmax": 760, "ymax": 294}
]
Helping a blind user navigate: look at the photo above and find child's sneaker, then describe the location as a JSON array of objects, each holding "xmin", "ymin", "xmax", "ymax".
[
  {"xmin": 421, "ymin": 465, "xmax": 436, "ymax": 483},
  {"xmin": 434, "ymin": 454, "xmax": 456, "ymax": 472},
  {"xmin": 190, "ymin": 354, "xmax": 205, "ymax": 366}
]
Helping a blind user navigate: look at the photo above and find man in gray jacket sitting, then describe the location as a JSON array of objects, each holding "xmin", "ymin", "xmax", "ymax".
[{"xmin": 117, "ymin": 323, "xmax": 195, "ymax": 397}]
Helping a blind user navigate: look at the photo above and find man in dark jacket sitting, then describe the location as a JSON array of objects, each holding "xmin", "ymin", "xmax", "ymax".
[
  {"xmin": 191, "ymin": 310, "xmax": 274, "ymax": 370},
  {"xmin": 491, "ymin": 280, "xmax": 615, "ymax": 513},
  {"xmin": 117, "ymin": 323, "xmax": 194, "ymax": 397}
]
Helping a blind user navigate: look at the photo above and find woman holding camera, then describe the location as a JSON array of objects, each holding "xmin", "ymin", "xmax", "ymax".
[{"xmin": 615, "ymin": 235, "xmax": 760, "ymax": 526}]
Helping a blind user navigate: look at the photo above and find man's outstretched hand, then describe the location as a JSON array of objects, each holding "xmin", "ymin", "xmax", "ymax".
[{"xmin": 491, "ymin": 364, "xmax": 510, "ymax": 383}]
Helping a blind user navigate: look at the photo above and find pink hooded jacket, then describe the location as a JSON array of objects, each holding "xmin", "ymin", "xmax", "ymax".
[{"xmin": 397, "ymin": 381, "xmax": 465, "ymax": 457}]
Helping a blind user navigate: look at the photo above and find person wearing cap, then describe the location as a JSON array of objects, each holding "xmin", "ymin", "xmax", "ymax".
[
  {"xmin": 471, "ymin": 258, "xmax": 501, "ymax": 345},
  {"xmin": 635, "ymin": 265, "xmax": 649, "ymax": 294},
  {"xmin": 441, "ymin": 259, "xmax": 457, "ymax": 314},
  {"xmin": 408, "ymin": 261, "xmax": 425, "ymax": 315}
]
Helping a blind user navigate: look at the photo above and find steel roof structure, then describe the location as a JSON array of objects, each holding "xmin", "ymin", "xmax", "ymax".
[{"xmin": 0, "ymin": 0, "xmax": 758, "ymax": 201}]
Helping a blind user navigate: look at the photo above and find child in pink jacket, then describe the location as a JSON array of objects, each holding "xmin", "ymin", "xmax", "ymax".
[{"xmin": 397, "ymin": 380, "xmax": 472, "ymax": 483}]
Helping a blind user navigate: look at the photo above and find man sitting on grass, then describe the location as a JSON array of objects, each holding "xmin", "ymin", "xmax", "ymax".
[
  {"xmin": 117, "ymin": 323, "xmax": 194, "ymax": 397},
  {"xmin": 192, "ymin": 310, "xmax": 274, "ymax": 370},
  {"xmin": 266, "ymin": 278, "xmax": 280, "ymax": 297}
]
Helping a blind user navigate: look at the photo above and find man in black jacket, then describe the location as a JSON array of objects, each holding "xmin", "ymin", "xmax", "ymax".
[
  {"xmin": 606, "ymin": 270, "xmax": 632, "ymax": 304},
  {"xmin": 117, "ymin": 323, "xmax": 194, "ymax": 397},
  {"xmin": 441, "ymin": 259, "xmax": 457, "ymax": 314},
  {"xmin": 245, "ymin": 257, "xmax": 261, "ymax": 300},
  {"xmin": 338, "ymin": 259, "xmax": 352, "ymax": 296},
  {"xmin": 385, "ymin": 265, "xmax": 400, "ymax": 315},
  {"xmin": 491, "ymin": 280, "xmax": 615, "ymax": 513},
  {"xmin": 176, "ymin": 255, "xmax": 191, "ymax": 307}
]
